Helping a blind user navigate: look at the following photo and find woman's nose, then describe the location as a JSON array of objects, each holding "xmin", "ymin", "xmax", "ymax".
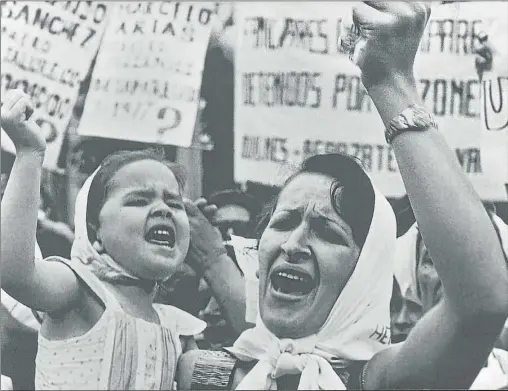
[
  {"xmin": 280, "ymin": 225, "xmax": 311, "ymax": 260},
  {"xmin": 395, "ymin": 304, "xmax": 411, "ymax": 327}
]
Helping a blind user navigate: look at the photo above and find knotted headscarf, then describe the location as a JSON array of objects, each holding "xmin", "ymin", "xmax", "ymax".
[
  {"xmin": 227, "ymin": 183, "xmax": 396, "ymax": 390},
  {"xmin": 70, "ymin": 168, "xmax": 144, "ymax": 284}
]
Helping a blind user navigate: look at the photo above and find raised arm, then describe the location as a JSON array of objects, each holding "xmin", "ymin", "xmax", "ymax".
[
  {"xmin": 1, "ymin": 90, "xmax": 80, "ymax": 313},
  {"xmin": 184, "ymin": 199, "xmax": 251, "ymax": 337},
  {"xmin": 349, "ymin": 3, "xmax": 508, "ymax": 389}
]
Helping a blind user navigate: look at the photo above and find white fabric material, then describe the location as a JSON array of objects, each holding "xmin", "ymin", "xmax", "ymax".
[
  {"xmin": 227, "ymin": 235, "xmax": 260, "ymax": 323},
  {"xmin": 470, "ymin": 348, "xmax": 508, "ymax": 390},
  {"xmin": 393, "ymin": 223, "xmax": 421, "ymax": 305},
  {"xmin": 70, "ymin": 168, "xmax": 142, "ymax": 283},
  {"xmin": 491, "ymin": 214, "xmax": 508, "ymax": 328},
  {"xmin": 492, "ymin": 214, "xmax": 508, "ymax": 257},
  {"xmin": 1, "ymin": 375, "xmax": 13, "ymax": 391},
  {"xmin": 1, "ymin": 242, "xmax": 43, "ymax": 331},
  {"xmin": 227, "ymin": 185, "xmax": 396, "ymax": 390}
]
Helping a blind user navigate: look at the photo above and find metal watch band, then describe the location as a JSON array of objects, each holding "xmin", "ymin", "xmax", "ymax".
[{"xmin": 385, "ymin": 104, "xmax": 438, "ymax": 144}]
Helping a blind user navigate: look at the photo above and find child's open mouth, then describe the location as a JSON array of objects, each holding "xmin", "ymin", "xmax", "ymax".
[{"xmin": 145, "ymin": 224, "xmax": 176, "ymax": 248}]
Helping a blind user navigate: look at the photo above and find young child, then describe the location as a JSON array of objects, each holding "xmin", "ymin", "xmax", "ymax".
[{"xmin": 1, "ymin": 89, "xmax": 205, "ymax": 389}]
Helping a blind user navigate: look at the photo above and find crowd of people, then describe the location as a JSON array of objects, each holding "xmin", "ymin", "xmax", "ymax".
[{"xmin": 1, "ymin": 2, "xmax": 508, "ymax": 390}]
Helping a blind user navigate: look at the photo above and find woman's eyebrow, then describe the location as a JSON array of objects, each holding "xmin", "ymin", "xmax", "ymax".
[{"xmin": 312, "ymin": 210, "xmax": 352, "ymax": 236}]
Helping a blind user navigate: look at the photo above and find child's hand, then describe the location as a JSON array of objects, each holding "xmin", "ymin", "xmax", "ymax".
[{"xmin": 1, "ymin": 89, "xmax": 46, "ymax": 156}]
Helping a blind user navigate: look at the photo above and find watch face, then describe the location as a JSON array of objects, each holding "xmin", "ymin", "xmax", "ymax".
[{"xmin": 385, "ymin": 106, "xmax": 435, "ymax": 144}]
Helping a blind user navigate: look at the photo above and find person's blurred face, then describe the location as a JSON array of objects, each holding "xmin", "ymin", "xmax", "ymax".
[
  {"xmin": 416, "ymin": 238, "xmax": 443, "ymax": 314},
  {"xmin": 258, "ymin": 173, "xmax": 360, "ymax": 338},
  {"xmin": 215, "ymin": 204, "xmax": 252, "ymax": 239},
  {"xmin": 390, "ymin": 279, "xmax": 423, "ymax": 343},
  {"xmin": 95, "ymin": 160, "xmax": 190, "ymax": 280}
]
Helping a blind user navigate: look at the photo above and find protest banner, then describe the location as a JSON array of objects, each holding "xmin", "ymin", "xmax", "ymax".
[
  {"xmin": 77, "ymin": 2, "xmax": 215, "ymax": 148},
  {"xmin": 1, "ymin": 1, "xmax": 109, "ymax": 170},
  {"xmin": 464, "ymin": 1, "xmax": 508, "ymax": 194},
  {"xmin": 234, "ymin": 2, "xmax": 508, "ymax": 200}
]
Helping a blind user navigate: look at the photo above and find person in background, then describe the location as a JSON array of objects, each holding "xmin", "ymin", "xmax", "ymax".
[
  {"xmin": 394, "ymin": 221, "xmax": 508, "ymax": 389},
  {"xmin": 208, "ymin": 189, "xmax": 259, "ymax": 241},
  {"xmin": 474, "ymin": 30, "xmax": 493, "ymax": 80},
  {"xmin": 194, "ymin": 189, "xmax": 259, "ymax": 349},
  {"xmin": 390, "ymin": 276, "xmax": 423, "ymax": 344}
]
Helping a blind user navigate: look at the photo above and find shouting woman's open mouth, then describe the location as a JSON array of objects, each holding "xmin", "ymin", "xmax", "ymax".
[{"xmin": 269, "ymin": 266, "xmax": 316, "ymax": 300}]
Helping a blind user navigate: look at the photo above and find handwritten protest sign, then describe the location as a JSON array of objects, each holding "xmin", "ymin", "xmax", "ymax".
[
  {"xmin": 416, "ymin": 2, "xmax": 507, "ymax": 199},
  {"xmin": 465, "ymin": 1, "xmax": 508, "ymax": 135},
  {"xmin": 77, "ymin": 2, "xmax": 215, "ymax": 148},
  {"xmin": 234, "ymin": 2, "xmax": 508, "ymax": 200},
  {"xmin": 1, "ymin": 1, "xmax": 109, "ymax": 170},
  {"xmin": 463, "ymin": 0, "xmax": 508, "ymax": 195}
]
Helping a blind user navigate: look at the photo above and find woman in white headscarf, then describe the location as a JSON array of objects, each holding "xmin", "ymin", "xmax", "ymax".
[
  {"xmin": 176, "ymin": 2, "xmax": 508, "ymax": 390},
  {"xmin": 394, "ymin": 222, "xmax": 508, "ymax": 390}
]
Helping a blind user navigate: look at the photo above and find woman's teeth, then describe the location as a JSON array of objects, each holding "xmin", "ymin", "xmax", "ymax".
[
  {"xmin": 276, "ymin": 271, "xmax": 306, "ymax": 281},
  {"xmin": 271, "ymin": 270, "xmax": 314, "ymax": 295}
]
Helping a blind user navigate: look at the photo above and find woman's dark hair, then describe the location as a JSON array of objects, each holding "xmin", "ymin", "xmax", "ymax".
[
  {"xmin": 256, "ymin": 153, "xmax": 375, "ymax": 249},
  {"xmin": 86, "ymin": 149, "xmax": 187, "ymax": 243}
]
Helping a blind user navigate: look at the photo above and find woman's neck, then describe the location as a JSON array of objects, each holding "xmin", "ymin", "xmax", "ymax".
[{"xmin": 103, "ymin": 281, "xmax": 160, "ymax": 324}]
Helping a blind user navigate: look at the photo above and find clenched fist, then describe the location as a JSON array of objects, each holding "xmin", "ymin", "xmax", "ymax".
[
  {"xmin": 352, "ymin": 2, "xmax": 431, "ymax": 88},
  {"xmin": 1, "ymin": 89, "xmax": 46, "ymax": 155}
]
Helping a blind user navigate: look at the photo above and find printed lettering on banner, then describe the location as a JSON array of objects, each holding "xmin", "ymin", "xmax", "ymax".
[
  {"xmin": 463, "ymin": 1, "xmax": 508, "ymax": 191},
  {"xmin": 1, "ymin": 1, "xmax": 109, "ymax": 170},
  {"xmin": 77, "ymin": 2, "xmax": 215, "ymax": 148},
  {"xmin": 234, "ymin": 2, "xmax": 508, "ymax": 200},
  {"xmin": 416, "ymin": 2, "xmax": 508, "ymax": 200}
]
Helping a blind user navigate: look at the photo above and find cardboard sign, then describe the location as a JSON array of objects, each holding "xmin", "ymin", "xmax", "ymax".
[
  {"xmin": 77, "ymin": 2, "xmax": 215, "ymax": 148},
  {"xmin": 1, "ymin": 1, "xmax": 109, "ymax": 170}
]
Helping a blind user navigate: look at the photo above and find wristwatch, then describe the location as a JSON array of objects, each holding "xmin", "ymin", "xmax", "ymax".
[{"xmin": 385, "ymin": 104, "xmax": 438, "ymax": 144}]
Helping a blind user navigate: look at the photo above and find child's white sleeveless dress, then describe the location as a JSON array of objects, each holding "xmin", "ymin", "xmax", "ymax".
[{"xmin": 35, "ymin": 257, "xmax": 205, "ymax": 390}]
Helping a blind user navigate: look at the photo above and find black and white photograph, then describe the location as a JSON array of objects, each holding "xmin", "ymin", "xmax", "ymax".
[{"xmin": 1, "ymin": 1, "xmax": 507, "ymax": 390}]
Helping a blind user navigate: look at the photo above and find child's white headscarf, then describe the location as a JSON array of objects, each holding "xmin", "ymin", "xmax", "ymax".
[
  {"xmin": 226, "ymin": 183, "xmax": 396, "ymax": 390},
  {"xmin": 70, "ymin": 168, "xmax": 152, "ymax": 284}
]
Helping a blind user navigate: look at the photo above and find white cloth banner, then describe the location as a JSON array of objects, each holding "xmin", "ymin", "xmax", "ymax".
[
  {"xmin": 468, "ymin": 1, "xmax": 508, "ymax": 200},
  {"xmin": 234, "ymin": 2, "xmax": 508, "ymax": 200},
  {"xmin": 77, "ymin": 2, "xmax": 215, "ymax": 148},
  {"xmin": 0, "ymin": 1, "xmax": 109, "ymax": 170}
]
